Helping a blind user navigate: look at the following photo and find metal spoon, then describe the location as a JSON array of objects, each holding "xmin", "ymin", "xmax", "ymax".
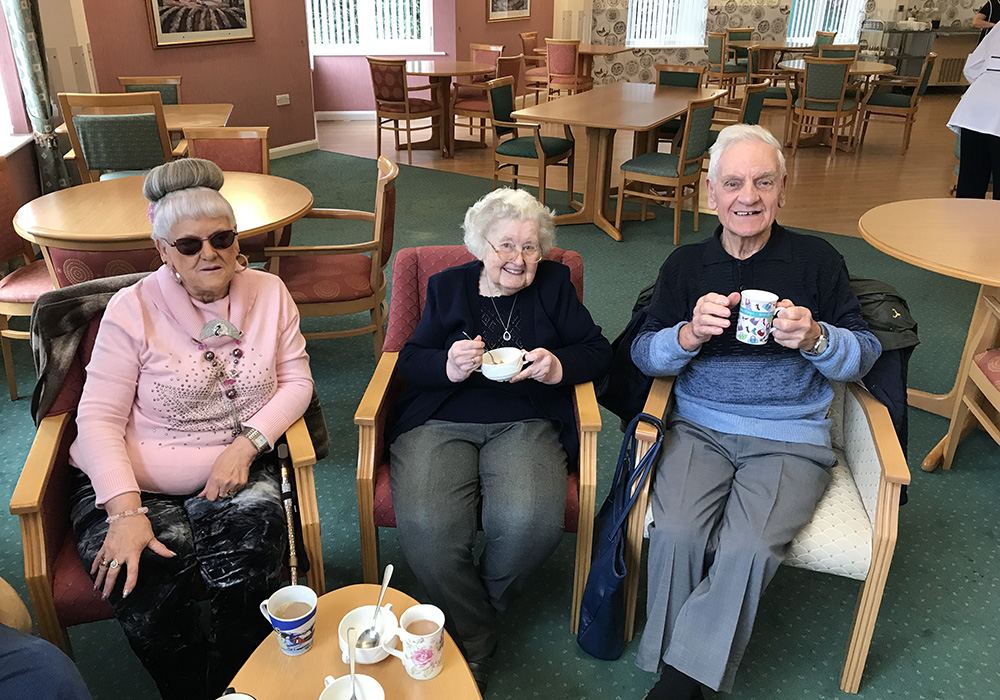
[
  {"xmin": 347, "ymin": 627, "xmax": 359, "ymax": 700},
  {"xmin": 356, "ymin": 563, "xmax": 393, "ymax": 649},
  {"xmin": 462, "ymin": 331, "xmax": 496, "ymax": 364}
]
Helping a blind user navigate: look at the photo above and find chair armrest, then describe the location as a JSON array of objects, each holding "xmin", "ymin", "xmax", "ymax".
[
  {"xmin": 355, "ymin": 352, "xmax": 398, "ymax": 484},
  {"xmin": 845, "ymin": 384, "xmax": 910, "ymax": 489},
  {"xmin": 574, "ymin": 381, "xmax": 601, "ymax": 437},
  {"xmin": 304, "ymin": 209, "xmax": 376, "ymax": 224},
  {"xmin": 10, "ymin": 413, "xmax": 73, "ymax": 517},
  {"xmin": 284, "ymin": 416, "xmax": 316, "ymax": 471},
  {"xmin": 264, "ymin": 241, "xmax": 379, "ymax": 257},
  {"xmin": 636, "ymin": 376, "xmax": 674, "ymax": 445},
  {"xmin": 172, "ymin": 139, "xmax": 188, "ymax": 158}
]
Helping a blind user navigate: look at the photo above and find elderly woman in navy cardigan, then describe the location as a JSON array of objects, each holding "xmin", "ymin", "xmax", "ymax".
[{"xmin": 387, "ymin": 188, "xmax": 612, "ymax": 692}]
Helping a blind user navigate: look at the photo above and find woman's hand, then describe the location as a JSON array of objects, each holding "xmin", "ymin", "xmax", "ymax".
[
  {"xmin": 446, "ymin": 334, "xmax": 485, "ymax": 383},
  {"xmin": 511, "ymin": 348, "xmax": 563, "ymax": 385},
  {"xmin": 198, "ymin": 437, "xmax": 258, "ymax": 501},
  {"xmin": 92, "ymin": 493, "xmax": 175, "ymax": 600}
]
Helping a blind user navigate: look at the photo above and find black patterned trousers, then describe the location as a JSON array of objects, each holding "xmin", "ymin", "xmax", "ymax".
[{"xmin": 69, "ymin": 458, "xmax": 286, "ymax": 700}]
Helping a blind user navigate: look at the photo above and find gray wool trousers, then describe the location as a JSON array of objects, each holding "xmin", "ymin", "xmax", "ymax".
[{"xmin": 636, "ymin": 417, "xmax": 834, "ymax": 693}]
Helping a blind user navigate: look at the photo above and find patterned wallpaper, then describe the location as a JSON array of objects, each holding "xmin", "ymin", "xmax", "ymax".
[
  {"xmin": 934, "ymin": 0, "xmax": 977, "ymax": 27},
  {"xmin": 591, "ymin": 0, "xmax": 791, "ymax": 85}
]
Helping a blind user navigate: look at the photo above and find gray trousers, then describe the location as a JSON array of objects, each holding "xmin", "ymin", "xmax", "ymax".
[
  {"xmin": 636, "ymin": 417, "xmax": 834, "ymax": 693},
  {"xmin": 390, "ymin": 419, "xmax": 567, "ymax": 663}
]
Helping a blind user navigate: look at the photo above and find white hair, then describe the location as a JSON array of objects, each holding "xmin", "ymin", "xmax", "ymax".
[
  {"xmin": 707, "ymin": 124, "xmax": 787, "ymax": 182},
  {"xmin": 144, "ymin": 158, "xmax": 236, "ymax": 241},
  {"xmin": 462, "ymin": 188, "xmax": 555, "ymax": 260}
]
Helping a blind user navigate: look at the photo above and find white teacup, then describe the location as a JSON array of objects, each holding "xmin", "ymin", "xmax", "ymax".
[
  {"xmin": 381, "ymin": 604, "xmax": 445, "ymax": 680},
  {"xmin": 259, "ymin": 585, "xmax": 317, "ymax": 656},
  {"xmin": 735, "ymin": 289, "xmax": 780, "ymax": 345},
  {"xmin": 337, "ymin": 604, "xmax": 399, "ymax": 665},
  {"xmin": 319, "ymin": 674, "xmax": 384, "ymax": 700},
  {"xmin": 480, "ymin": 346, "xmax": 524, "ymax": 382}
]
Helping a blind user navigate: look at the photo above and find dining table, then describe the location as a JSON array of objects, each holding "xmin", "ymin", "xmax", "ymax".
[
  {"xmin": 858, "ymin": 198, "xmax": 1000, "ymax": 471},
  {"xmin": 404, "ymin": 60, "xmax": 495, "ymax": 158},
  {"xmin": 534, "ymin": 43, "xmax": 632, "ymax": 80},
  {"xmin": 728, "ymin": 40, "xmax": 812, "ymax": 69},
  {"xmin": 512, "ymin": 82, "xmax": 726, "ymax": 241},
  {"xmin": 54, "ymin": 102, "xmax": 234, "ymax": 135}
]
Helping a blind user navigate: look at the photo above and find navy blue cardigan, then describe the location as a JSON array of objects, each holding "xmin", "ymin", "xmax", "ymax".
[{"xmin": 387, "ymin": 259, "xmax": 612, "ymax": 458}]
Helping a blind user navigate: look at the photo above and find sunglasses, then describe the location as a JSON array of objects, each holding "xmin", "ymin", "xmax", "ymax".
[{"xmin": 168, "ymin": 230, "xmax": 237, "ymax": 256}]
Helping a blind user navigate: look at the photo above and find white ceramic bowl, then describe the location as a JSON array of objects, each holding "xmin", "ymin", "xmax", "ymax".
[
  {"xmin": 319, "ymin": 674, "xmax": 384, "ymax": 700},
  {"xmin": 480, "ymin": 346, "xmax": 524, "ymax": 382},
  {"xmin": 338, "ymin": 604, "xmax": 398, "ymax": 665}
]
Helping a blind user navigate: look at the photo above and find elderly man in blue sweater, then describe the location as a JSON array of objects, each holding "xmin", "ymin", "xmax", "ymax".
[{"xmin": 631, "ymin": 124, "xmax": 881, "ymax": 700}]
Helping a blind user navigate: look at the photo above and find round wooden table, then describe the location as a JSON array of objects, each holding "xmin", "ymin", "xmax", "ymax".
[
  {"xmin": 229, "ymin": 584, "xmax": 480, "ymax": 700},
  {"xmin": 778, "ymin": 58, "xmax": 897, "ymax": 77},
  {"xmin": 858, "ymin": 198, "xmax": 1000, "ymax": 470},
  {"xmin": 404, "ymin": 60, "xmax": 495, "ymax": 158},
  {"xmin": 14, "ymin": 171, "xmax": 314, "ymax": 252}
]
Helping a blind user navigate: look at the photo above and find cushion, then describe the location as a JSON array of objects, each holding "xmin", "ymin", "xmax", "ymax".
[
  {"xmin": 278, "ymin": 253, "xmax": 375, "ymax": 303},
  {"xmin": 975, "ymin": 348, "xmax": 1000, "ymax": 390},
  {"xmin": 378, "ymin": 98, "xmax": 438, "ymax": 114},
  {"xmin": 454, "ymin": 98, "xmax": 490, "ymax": 113},
  {"xmin": 525, "ymin": 66, "xmax": 548, "ymax": 77},
  {"xmin": 496, "ymin": 136, "xmax": 573, "ymax": 159},
  {"xmin": 763, "ymin": 86, "xmax": 794, "ymax": 100},
  {"xmin": 866, "ymin": 92, "xmax": 913, "ymax": 109},
  {"xmin": 621, "ymin": 152, "xmax": 701, "ymax": 178},
  {"xmin": 53, "ymin": 536, "xmax": 115, "ymax": 626},
  {"xmin": 0, "ymin": 260, "xmax": 53, "ymax": 304},
  {"xmin": 795, "ymin": 97, "xmax": 858, "ymax": 112}
]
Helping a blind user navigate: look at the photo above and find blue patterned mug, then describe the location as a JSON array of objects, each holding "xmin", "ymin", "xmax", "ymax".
[
  {"xmin": 735, "ymin": 290, "xmax": 779, "ymax": 345},
  {"xmin": 259, "ymin": 585, "xmax": 317, "ymax": 656}
]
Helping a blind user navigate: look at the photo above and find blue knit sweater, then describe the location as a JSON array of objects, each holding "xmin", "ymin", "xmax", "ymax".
[{"xmin": 631, "ymin": 225, "xmax": 881, "ymax": 447}]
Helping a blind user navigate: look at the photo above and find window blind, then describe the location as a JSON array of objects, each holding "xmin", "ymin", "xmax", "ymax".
[
  {"xmin": 787, "ymin": 0, "xmax": 866, "ymax": 45},
  {"xmin": 626, "ymin": 0, "xmax": 709, "ymax": 49}
]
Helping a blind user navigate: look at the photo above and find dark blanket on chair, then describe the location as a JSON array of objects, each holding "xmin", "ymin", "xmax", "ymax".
[{"xmin": 29, "ymin": 273, "xmax": 330, "ymax": 460}]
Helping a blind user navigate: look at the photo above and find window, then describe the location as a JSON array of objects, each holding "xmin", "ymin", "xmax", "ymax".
[
  {"xmin": 787, "ymin": 0, "xmax": 866, "ymax": 45},
  {"xmin": 306, "ymin": 0, "xmax": 434, "ymax": 55},
  {"xmin": 625, "ymin": 0, "xmax": 708, "ymax": 49}
]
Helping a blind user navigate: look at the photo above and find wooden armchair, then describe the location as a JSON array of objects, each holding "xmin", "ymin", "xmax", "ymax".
[
  {"xmin": 624, "ymin": 378, "xmax": 909, "ymax": 693},
  {"xmin": 9, "ymin": 290, "xmax": 324, "ymax": 655},
  {"xmin": 367, "ymin": 57, "xmax": 443, "ymax": 165},
  {"xmin": 354, "ymin": 245, "xmax": 600, "ymax": 633}
]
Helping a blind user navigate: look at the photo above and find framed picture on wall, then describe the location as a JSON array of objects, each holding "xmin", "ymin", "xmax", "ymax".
[
  {"xmin": 147, "ymin": 0, "xmax": 255, "ymax": 48},
  {"xmin": 488, "ymin": 0, "xmax": 530, "ymax": 22}
]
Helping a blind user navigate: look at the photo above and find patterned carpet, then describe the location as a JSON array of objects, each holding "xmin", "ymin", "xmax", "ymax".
[{"xmin": 0, "ymin": 150, "xmax": 996, "ymax": 699}]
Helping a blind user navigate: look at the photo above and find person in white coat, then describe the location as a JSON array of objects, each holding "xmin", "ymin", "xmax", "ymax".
[{"xmin": 948, "ymin": 23, "xmax": 1000, "ymax": 198}]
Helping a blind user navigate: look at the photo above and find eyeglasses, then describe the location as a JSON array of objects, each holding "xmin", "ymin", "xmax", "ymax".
[
  {"xmin": 487, "ymin": 238, "xmax": 542, "ymax": 264},
  {"xmin": 168, "ymin": 230, "xmax": 237, "ymax": 256}
]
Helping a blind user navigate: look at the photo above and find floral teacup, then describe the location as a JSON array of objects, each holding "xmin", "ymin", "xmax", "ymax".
[{"xmin": 380, "ymin": 604, "xmax": 445, "ymax": 680}]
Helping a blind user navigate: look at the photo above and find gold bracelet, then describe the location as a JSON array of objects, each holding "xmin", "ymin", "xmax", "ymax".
[{"xmin": 105, "ymin": 506, "xmax": 149, "ymax": 524}]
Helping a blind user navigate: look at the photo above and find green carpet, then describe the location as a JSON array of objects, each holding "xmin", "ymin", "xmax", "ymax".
[{"xmin": 1, "ymin": 150, "xmax": 996, "ymax": 699}]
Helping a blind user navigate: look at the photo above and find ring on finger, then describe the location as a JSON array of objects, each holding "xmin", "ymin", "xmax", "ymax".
[
  {"xmin": 108, "ymin": 559, "xmax": 120, "ymax": 570},
  {"xmin": 99, "ymin": 558, "xmax": 109, "ymax": 568}
]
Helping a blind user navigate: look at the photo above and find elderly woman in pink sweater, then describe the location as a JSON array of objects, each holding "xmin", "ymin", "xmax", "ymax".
[{"xmin": 67, "ymin": 158, "xmax": 313, "ymax": 700}]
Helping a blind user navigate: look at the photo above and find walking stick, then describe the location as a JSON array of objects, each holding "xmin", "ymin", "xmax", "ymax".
[{"xmin": 278, "ymin": 443, "xmax": 298, "ymax": 584}]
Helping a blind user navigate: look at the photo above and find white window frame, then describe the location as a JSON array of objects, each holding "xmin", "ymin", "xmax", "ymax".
[
  {"xmin": 786, "ymin": 0, "xmax": 866, "ymax": 45},
  {"xmin": 307, "ymin": 0, "xmax": 435, "ymax": 57},
  {"xmin": 625, "ymin": 0, "xmax": 709, "ymax": 50}
]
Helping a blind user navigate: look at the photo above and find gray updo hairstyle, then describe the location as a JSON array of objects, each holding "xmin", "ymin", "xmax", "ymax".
[
  {"xmin": 462, "ymin": 188, "xmax": 555, "ymax": 261},
  {"xmin": 144, "ymin": 158, "xmax": 236, "ymax": 242}
]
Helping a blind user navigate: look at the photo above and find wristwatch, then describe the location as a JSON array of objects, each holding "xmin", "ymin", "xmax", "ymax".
[
  {"xmin": 241, "ymin": 426, "xmax": 270, "ymax": 456},
  {"xmin": 803, "ymin": 324, "xmax": 829, "ymax": 356}
]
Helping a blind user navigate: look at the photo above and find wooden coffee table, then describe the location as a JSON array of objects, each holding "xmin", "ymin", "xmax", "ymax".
[
  {"xmin": 229, "ymin": 584, "xmax": 480, "ymax": 700},
  {"xmin": 858, "ymin": 198, "xmax": 1000, "ymax": 470}
]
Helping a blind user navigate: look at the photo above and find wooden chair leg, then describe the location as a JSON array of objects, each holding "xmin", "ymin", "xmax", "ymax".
[
  {"xmin": 614, "ymin": 171, "xmax": 628, "ymax": 233},
  {"xmin": 839, "ymin": 555, "xmax": 892, "ymax": 693},
  {"xmin": 375, "ymin": 120, "xmax": 383, "ymax": 159},
  {"xmin": 673, "ymin": 188, "xmax": 682, "ymax": 246},
  {"xmin": 537, "ymin": 159, "xmax": 547, "ymax": 206},
  {"xmin": 692, "ymin": 182, "xmax": 700, "ymax": 234},
  {"xmin": 902, "ymin": 115, "xmax": 914, "ymax": 154},
  {"xmin": 1, "ymin": 317, "xmax": 17, "ymax": 401}
]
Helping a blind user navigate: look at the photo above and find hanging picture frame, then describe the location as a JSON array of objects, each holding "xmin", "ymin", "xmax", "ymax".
[
  {"xmin": 488, "ymin": 0, "xmax": 530, "ymax": 22},
  {"xmin": 147, "ymin": 0, "xmax": 255, "ymax": 48}
]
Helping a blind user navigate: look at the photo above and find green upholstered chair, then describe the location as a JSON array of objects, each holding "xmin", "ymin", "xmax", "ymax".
[
  {"xmin": 118, "ymin": 75, "xmax": 182, "ymax": 105},
  {"xmin": 747, "ymin": 45, "xmax": 798, "ymax": 142},
  {"xmin": 485, "ymin": 76, "xmax": 574, "ymax": 207},
  {"xmin": 655, "ymin": 64, "xmax": 708, "ymax": 145},
  {"xmin": 454, "ymin": 54, "xmax": 523, "ymax": 147},
  {"xmin": 58, "ymin": 91, "xmax": 184, "ymax": 184},
  {"xmin": 614, "ymin": 93, "xmax": 721, "ymax": 244},
  {"xmin": 856, "ymin": 52, "xmax": 936, "ymax": 154},
  {"xmin": 726, "ymin": 27, "xmax": 754, "ymax": 65},
  {"xmin": 707, "ymin": 32, "xmax": 744, "ymax": 100},
  {"xmin": 705, "ymin": 80, "xmax": 771, "ymax": 153},
  {"xmin": 789, "ymin": 56, "xmax": 857, "ymax": 155},
  {"xmin": 812, "ymin": 30, "xmax": 838, "ymax": 55},
  {"xmin": 819, "ymin": 44, "xmax": 860, "ymax": 59}
]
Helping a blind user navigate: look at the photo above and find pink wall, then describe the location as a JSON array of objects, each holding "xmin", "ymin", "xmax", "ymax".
[
  {"xmin": 81, "ymin": 0, "xmax": 315, "ymax": 148},
  {"xmin": 313, "ymin": 0, "xmax": 553, "ymax": 112}
]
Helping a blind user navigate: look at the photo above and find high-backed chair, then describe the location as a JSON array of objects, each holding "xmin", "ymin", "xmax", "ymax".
[
  {"xmin": 117, "ymin": 75, "xmax": 182, "ymax": 105},
  {"xmin": 486, "ymin": 76, "xmax": 575, "ymax": 208},
  {"xmin": 703, "ymin": 80, "xmax": 770, "ymax": 156},
  {"xmin": 855, "ymin": 53, "xmax": 936, "ymax": 154},
  {"xmin": 0, "ymin": 156, "xmax": 52, "ymax": 401},
  {"xmin": 706, "ymin": 32, "xmax": 744, "ymax": 100},
  {"xmin": 789, "ymin": 56, "xmax": 857, "ymax": 155},
  {"xmin": 9, "ymin": 285, "xmax": 324, "ymax": 655},
  {"xmin": 353, "ymin": 244, "xmax": 600, "ymax": 633},
  {"xmin": 812, "ymin": 30, "xmax": 838, "ymax": 55},
  {"xmin": 726, "ymin": 27, "xmax": 754, "ymax": 65},
  {"xmin": 624, "ymin": 378, "xmax": 909, "ymax": 693},
  {"xmin": 265, "ymin": 157, "xmax": 399, "ymax": 356},
  {"xmin": 942, "ymin": 292, "xmax": 1000, "ymax": 470},
  {"xmin": 747, "ymin": 45, "xmax": 798, "ymax": 143},
  {"xmin": 59, "ymin": 91, "xmax": 185, "ymax": 184},
  {"xmin": 367, "ymin": 57, "xmax": 443, "ymax": 165},
  {"xmin": 453, "ymin": 55, "xmax": 524, "ymax": 146},
  {"xmin": 520, "ymin": 31, "xmax": 548, "ymax": 104},
  {"xmin": 545, "ymin": 39, "xmax": 593, "ymax": 99},
  {"xmin": 614, "ymin": 93, "xmax": 720, "ymax": 244},
  {"xmin": 819, "ymin": 43, "xmax": 860, "ymax": 59},
  {"xmin": 654, "ymin": 64, "xmax": 708, "ymax": 145}
]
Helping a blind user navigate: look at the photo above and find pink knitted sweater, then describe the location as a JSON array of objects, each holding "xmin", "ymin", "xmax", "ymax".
[{"xmin": 69, "ymin": 265, "xmax": 314, "ymax": 506}]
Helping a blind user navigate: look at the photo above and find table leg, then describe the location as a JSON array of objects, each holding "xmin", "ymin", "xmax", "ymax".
[
  {"xmin": 407, "ymin": 76, "xmax": 449, "ymax": 157},
  {"xmin": 919, "ymin": 283, "xmax": 998, "ymax": 471},
  {"xmin": 552, "ymin": 126, "xmax": 622, "ymax": 241}
]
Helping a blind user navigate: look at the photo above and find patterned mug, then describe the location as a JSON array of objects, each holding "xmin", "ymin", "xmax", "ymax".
[
  {"xmin": 380, "ymin": 604, "xmax": 445, "ymax": 680},
  {"xmin": 259, "ymin": 585, "xmax": 317, "ymax": 656},
  {"xmin": 735, "ymin": 289, "xmax": 780, "ymax": 345}
]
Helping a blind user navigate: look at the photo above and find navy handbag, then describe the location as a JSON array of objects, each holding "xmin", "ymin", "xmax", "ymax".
[{"xmin": 576, "ymin": 412, "xmax": 665, "ymax": 660}]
